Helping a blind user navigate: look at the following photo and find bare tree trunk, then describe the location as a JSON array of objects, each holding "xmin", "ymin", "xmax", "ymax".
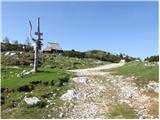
[
  {"xmin": 33, "ymin": 42, "xmax": 38, "ymax": 72},
  {"xmin": 29, "ymin": 17, "xmax": 42, "ymax": 73}
]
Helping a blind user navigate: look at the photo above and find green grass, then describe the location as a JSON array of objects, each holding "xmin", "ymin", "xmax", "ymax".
[
  {"xmin": 1, "ymin": 66, "xmax": 75, "ymax": 119},
  {"xmin": 109, "ymin": 104, "xmax": 137, "ymax": 119},
  {"xmin": 1, "ymin": 82, "xmax": 72, "ymax": 119},
  {"xmin": 2, "ymin": 100, "xmax": 61, "ymax": 119},
  {"xmin": 1, "ymin": 52, "xmax": 108, "ymax": 119},
  {"xmin": 42, "ymin": 53, "xmax": 108, "ymax": 70},
  {"xmin": 1, "ymin": 52, "xmax": 108, "ymax": 70},
  {"xmin": 1, "ymin": 66, "xmax": 72, "ymax": 89},
  {"xmin": 109, "ymin": 61, "xmax": 159, "ymax": 86}
]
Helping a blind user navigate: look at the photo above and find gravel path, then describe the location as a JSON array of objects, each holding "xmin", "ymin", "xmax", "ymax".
[{"xmin": 60, "ymin": 63, "xmax": 159, "ymax": 119}]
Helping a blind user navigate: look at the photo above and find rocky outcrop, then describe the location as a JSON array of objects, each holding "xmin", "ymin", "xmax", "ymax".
[
  {"xmin": 24, "ymin": 97, "xmax": 40, "ymax": 106},
  {"xmin": 72, "ymin": 77, "xmax": 88, "ymax": 84},
  {"xmin": 65, "ymin": 63, "xmax": 159, "ymax": 119},
  {"xmin": 60, "ymin": 89, "xmax": 79, "ymax": 101},
  {"xmin": 147, "ymin": 81, "xmax": 159, "ymax": 93}
]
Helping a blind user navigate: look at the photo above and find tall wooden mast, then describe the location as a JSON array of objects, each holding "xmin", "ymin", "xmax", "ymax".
[{"xmin": 29, "ymin": 17, "xmax": 43, "ymax": 72}]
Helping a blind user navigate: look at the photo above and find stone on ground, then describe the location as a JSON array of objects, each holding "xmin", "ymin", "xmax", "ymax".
[
  {"xmin": 60, "ymin": 89, "xmax": 78, "ymax": 101},
  {"xmin": 147, "ymin": 81, "xmax": 159, "ymax": 93},
  {"xmin": 24, "ymin": 97, "xmax": 40, "ymax": 105}
]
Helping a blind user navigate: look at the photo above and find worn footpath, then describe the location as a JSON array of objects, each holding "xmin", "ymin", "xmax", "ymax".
[{"xmin": 59, "ymin": 63, "xmax": 159, "ymax": 119}]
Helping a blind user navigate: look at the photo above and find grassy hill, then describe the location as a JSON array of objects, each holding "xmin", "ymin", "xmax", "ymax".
[
  {"xmin": 1, "ymin": 51, "xmax": 109, "ymax": 118},
  {"xmin": 1, "ymin": 51, "xmax": 108, "ymax": 69},
  {"xmin": 1, "ymin": 49, "xmax": 159, "ymax": 119},
  {"xmin": 109, "ymin": 61, "xmax": 159, "ymax": 87},
  {"xmin": 1, "ymin": 66, "xmax": 74, "ymax": 118},
  {"xmin": 42, "ymin": 53, "xmax": 108, "ymax": 70},
  {"xmin": 63, "ymin": 49, "xmax": 139, "ymax": 63}
]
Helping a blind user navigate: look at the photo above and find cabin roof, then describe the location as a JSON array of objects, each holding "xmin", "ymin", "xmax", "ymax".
[{"xmin": 43, "ymin": 42, "xmax": 63, "ymax": 51}]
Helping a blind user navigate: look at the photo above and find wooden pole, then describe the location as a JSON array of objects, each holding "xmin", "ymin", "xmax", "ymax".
[{"xmin": 29, "ymin": 17, "xmax": 43, "ymax": 73}]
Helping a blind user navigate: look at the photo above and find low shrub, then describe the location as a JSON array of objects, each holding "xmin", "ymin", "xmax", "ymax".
[
  {"xmin": 30, "ymin": 81, "xmax": 42, "ymax": 85},
  {"xmin": 1, "ymin": 88, "xmax": 14, "ymax": 93},
  {"xmin": 36, "ymin": 100, "xmax": 47, "ymax": 108},
  {"xmin": 17, "ymin": 85, "xmax": 34, "ymax": 92},
  {"xmin": 50, "ymin": 80, "xmax": 55, "ymax": 86},
  {"xmin": 1, "ymin": 96, "xmax": 5, "ymax": 105},
  {"xmin": 41, "ymin": 93, "xmax": 52, "ymax": 98},
  {"xmin": 43, "ymin": 81, "xmax": 49, "ymax": 85},
  {"xmin": 59, "ymin": 76, "xmax": 69, "ymax": 86},
  {"xmin": 144, "ymin": 55, "xmax": 159, "ymax": 62}
]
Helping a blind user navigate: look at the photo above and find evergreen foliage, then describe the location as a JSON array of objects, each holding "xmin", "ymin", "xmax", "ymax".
[
  {"xmin": 144, "ymin": 55, "xmax": 159, "ymax": 62},
  {"xmin": 63, "ymin": 50, "xmax": 138, "ymax": 63}
]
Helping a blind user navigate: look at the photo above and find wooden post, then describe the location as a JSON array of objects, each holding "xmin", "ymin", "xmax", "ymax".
[
  {"xmin": 29, "ymin": 17, "xmax": 43, "ymax": 73},
  {"xmin": 33, "ymin": 41, "xmax": 38, "ymax": 72}
]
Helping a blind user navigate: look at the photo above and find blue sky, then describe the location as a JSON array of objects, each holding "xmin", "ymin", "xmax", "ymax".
[{"xmin": 1, "ymin": 1, "xmax": 158, "ymax": 59}]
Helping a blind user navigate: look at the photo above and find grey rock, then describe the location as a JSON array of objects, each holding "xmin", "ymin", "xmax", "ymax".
[
  {"xmin": 10, "ymin": 52, "xmax": 16, "ymax": 56},
  {"xmin": 60, "ymin": 89, "xmax": 78, "ymax": 101},
  {"xmin": 5, "ymin": 52, "xmax": 10, "ymax": 56},
  {"xmin": 48, "ymin": 114, "xmax": 51, "ymax": 118},
  {"xmin": 147, "ymin": 81, "xmax": 159, "ymax": 93},
  {"xmin": 20, "ymin": 70, "xmax": 34, "ymax": 76},
  {"xmin": 59, "ymin": 113, "xmax": 63, "ymax": 118},
  {"xmin": 24, "ymin": 97, "xmax": 40, "ymax": 105},
  {"xmin": 52, "ymin": 93, "xmax": 57, "ymax": 97},
  {"xmin": 72, "ymin": 77, "xmax": 88, "ymax": 84}
]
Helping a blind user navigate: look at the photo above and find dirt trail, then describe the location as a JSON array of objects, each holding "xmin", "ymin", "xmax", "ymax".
[{"xmin": 60, "ymin": 63, "xmax": 159, "ymax": 119}]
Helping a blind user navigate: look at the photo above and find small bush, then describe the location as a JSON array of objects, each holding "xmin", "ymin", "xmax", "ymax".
[
  {"xmin": 43, "ymin": 81, "xmax": 49, "ymax": 85},
  {"xmin": 2, "ymin": 55, "xmax": 20, "ymax": 66},
  {"xmin": 59, "ymin": 76, "xmax": 69, "ymax": 86},
  {"xmin": 1, "ymin": 96, "xmax": 5, "ymax": 105},
  {"xmin": 1, "ymin": 88, "xmax": 14, "ymax": 93},
  {"xmin": 41, "ymin": 93, "xmax": 52, "ymax": 98},
  {"xmin": 50, "ymin": 80, "xmax": 55, "ymax": 86},
  {"xmin": 30, "ymin": 81, "xmax": 42, "ymax": 85},
  {"xmin": 1, "ymin": 52, "xmax": 34, "ymax": 66},
  {"xmin": 145, "ymin": 55, "xmax": 159, "ymax": 62},
  {"xmin": 7, "ymin": 100, "xmax": 17, "ymax": 108},
  {"xmin": 17, "ymin": 85, "xmax": 34, "ymax": 92},
  {"xmin": 36, "ymin": 100, "xmax": 47, "ymax": 108}
]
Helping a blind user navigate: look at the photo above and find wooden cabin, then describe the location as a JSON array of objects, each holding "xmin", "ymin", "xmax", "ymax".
[{"xmin": 43, "ymin": 42, "xmax": 63, "ymax": 53}]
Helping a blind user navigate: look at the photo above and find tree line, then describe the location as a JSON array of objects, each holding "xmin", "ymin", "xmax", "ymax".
[
  {"xmin": 63, "ymin": 49, "xmax": 140, "ymax": 63},
  {"xmin": 144, "ymin": 55, "xmax": 159, "ymax": 62},
  {"xmin": 1, "ymin": 37, "xmax": 33, "ymax": 52},
  {"xmin": 2, "ymin": 37, "xmax": 158, "ymax": 63}
]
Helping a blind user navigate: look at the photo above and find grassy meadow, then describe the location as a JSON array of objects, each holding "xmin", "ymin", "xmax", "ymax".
[
  {"xmin": 1, "ymin": 52, "xmax": 108, "ymax": 118},
  {"xmin": 2, "ymin": 67, "xmax": 71, "ymax": 88},
  {"xmin": 1, "ymin": 66, "xmax": 74, "ymax": 118},
  {"xmin": 42, "ymin": 53, "xmax": 108, "ymax": 70},
  {"xmin": 1, "ymin": 51, "xmax": 159, "ymax": 119},
  {"xmin": 109, "ymin": 61, "xmax": 159, "ymax": 87}
]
